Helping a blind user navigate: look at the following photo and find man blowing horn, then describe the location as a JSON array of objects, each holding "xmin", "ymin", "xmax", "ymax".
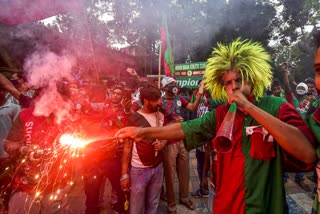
[{"xmin": 116, "ymin": 39, "xmax": 317, "ymax": 214}]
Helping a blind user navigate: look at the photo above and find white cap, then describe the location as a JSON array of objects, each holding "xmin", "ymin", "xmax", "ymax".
[
  {"xmin": 161, "ymin": 76, "xmax": 176, "ymax": 87},
  {"xmin": 296, "ymin": 82, "xmax": 308, "ymax": 95}
]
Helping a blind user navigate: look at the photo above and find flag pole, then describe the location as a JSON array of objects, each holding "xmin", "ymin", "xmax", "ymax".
[
  {"xmin": 158, "ymin": 41, "xmax": 162, "ymax": 89},
  {"xmin": 155, "ymin": 40, "xmax": 162, "ymax": 157}
]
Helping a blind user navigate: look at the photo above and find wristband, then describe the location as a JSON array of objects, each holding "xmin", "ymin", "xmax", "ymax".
[
  {"xmin": 120, "ymin": 173, "xmax": 129, "ymax": 181},
  {"xmin": 19, "ymin": 146, "xmax": 26, "ymax": 154}
]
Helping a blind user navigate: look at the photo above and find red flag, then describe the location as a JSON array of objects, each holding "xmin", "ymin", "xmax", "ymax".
[
  {"xmin": 160, "ymin": 15, "xmax": 175, "ymax": 77},
  {"xmin": 0, "ymin": 0, "xmax": 81, "ymax": 25}
]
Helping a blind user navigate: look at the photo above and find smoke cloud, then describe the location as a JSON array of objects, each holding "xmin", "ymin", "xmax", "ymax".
[{"xmin": 24, "ymin": 49, "xmax": 76, "ymax": 124}]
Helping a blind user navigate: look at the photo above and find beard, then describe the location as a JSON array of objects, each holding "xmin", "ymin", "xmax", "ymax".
[
  {"xmin": 147, "ymin": 103, "xmax": 160, "ymax": 113},
  {"xmin": 149, "ymin": 106, "xmax": 158, "ymax": 113}
]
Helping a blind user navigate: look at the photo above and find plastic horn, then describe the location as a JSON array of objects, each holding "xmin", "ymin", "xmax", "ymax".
[{"xmin": 213, "ymin": 102, "xmax": 237, "ymax": 153}]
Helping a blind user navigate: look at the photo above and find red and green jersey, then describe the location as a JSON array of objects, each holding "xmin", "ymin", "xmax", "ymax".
[
  {"xmin": 181, "ymin": 96, "xmax": 315, "ymax": 214},
  {"xmin": 308, "ymin": 108, "xmax": 320, "ymax": 214},
  {"xmin": 309, "ymin": 108, "xmax": 320, "ymax": 214},
  {"xmin": 309, "ymin": 108, "xmax": 320, "ymax": 144}
]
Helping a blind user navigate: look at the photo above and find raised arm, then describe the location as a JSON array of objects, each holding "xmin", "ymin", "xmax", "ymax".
[
  {"xmin": 126, "ymin": 68, "xmax": 141, "ymax": 82},
  {"xmin": 0, "ymin": 73, "xmax": 21, "ymax": 100},
  {"xmin": 281, "ymin": 63, "xmax": 292, "ymax": 95},
  {"xmin": 288, "ymin": 64, "xmax": 297, "ymax": 89},
  {"xmin": 233, "ymin": 90, "xmax": 317, "ymax": 164},
  {"xmin": 186, "ymin": 80, "xmax": 204, "ymax": 111}
]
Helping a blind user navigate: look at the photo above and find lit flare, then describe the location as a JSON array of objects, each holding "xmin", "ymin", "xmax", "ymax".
[{"xmin": 59, "ymin": 134, "xmax": 89, "ymax": 148}]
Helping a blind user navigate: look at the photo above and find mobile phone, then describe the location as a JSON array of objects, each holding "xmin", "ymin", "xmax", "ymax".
[{"xmin": 123, "ymin": 89, "xmax": 132, "ymax": 101}]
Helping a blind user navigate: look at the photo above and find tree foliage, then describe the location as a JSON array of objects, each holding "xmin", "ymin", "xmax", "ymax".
[
  {"xmin": 270, "ymin": 0, "xmax": 320, "ymax": 81},
  {"xmin": 1, "ymin": 0, "xmax": 319, "ymax": 81}
]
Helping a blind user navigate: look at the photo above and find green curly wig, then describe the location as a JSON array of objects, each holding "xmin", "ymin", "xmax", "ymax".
[{"xmin": 204, "ymin": 38, "xmax": 272, "ymax": 102}]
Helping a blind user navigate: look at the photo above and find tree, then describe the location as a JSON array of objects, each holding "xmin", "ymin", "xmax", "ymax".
[
  {"xmin": 1, "ymin": 0, "xmax": 318, "ymax": 80},
  {"xmin": 270, "ymin": 0, "xmax": 320, "ymax": 82}
]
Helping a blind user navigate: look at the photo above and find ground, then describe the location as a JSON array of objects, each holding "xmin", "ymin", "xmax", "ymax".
[{"xmin": 66, "ymin": 150, "xmax": 316, "ymax": 214}]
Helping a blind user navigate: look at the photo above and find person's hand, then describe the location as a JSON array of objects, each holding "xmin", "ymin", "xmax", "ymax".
[
  {"xmin": 121, "ymin": 98, "xmax": 131, "ymax": 113},
  {"xmin": 281, "ymin": 62, "xmax": 288, "ymax": 71},
  {"xmin": 19, "ymin": 145, "xmax": 32, "ymax": 155},
  {"xmin": 281, "ymin": 63, "xmax": 291, "ymax": 76},
  {"xmin": 198, "ymin": 80, "xmax": 205, "ymax": 95},
  {"xmin": 126, "ymin": 68, "xmax": 138, "ymax": 76},
  {"xmin": 305, "ymin": 94, "xmax": 316, "ymax": 102},
  {"xmin": 228, "ymin": 90, "xmax": 251, "ymax": 112},
  {"xmin": 120, "ymin": 175, "xmax": 130, "ymax": 192},
  {"xmin": 21, "ymin": 146, "xmax": 44, "ymax": 162},
  {"xmin": 152, "ymin": 139, "xmax": 164, "ymax": 151},
  {"xmin": 115, "ymin": 127, "xmax": 143, "ymax": 141},
  {"xmin": 174, "ymin": 116, "xmax": 184, "ymax": 123},
  {"xmin": 288, "ymin": 63, "xmax": 295, "ymax": 70},
  {"xmin": 121, "ymin": 98, "xmax": 132, "ymax": 114}
]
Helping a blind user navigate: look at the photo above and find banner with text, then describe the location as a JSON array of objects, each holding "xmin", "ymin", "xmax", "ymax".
[{"xmin": 176, "ymin": 76, "xmax": 202, "ymax": 88}]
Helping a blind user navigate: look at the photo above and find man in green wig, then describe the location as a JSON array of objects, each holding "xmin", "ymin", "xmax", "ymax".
[{"xmin": 116, "ymin": 39, "xmax": 317, "ymax": 214}]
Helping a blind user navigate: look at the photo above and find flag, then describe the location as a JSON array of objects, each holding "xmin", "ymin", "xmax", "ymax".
[
  {"xmin": 0, "ymin": 0, "xmax": 81, "ymax": 25},
  {"xmin": 160, "ymin": 15, "xmax": 175, "ymax": 76}
]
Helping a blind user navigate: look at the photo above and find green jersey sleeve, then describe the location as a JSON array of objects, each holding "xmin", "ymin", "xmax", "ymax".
[{"xmin": 181, "ymin": 110, "xmax": 217, "ymax": 151}]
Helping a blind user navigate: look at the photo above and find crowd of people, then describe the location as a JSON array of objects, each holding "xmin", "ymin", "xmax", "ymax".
[{"xmin": 0, "ymin": 34, "xmax": 319, "ymax": 214}]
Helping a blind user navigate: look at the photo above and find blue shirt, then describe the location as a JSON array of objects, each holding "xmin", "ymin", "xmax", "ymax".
[{"xmin": 0, "ymin": 99, "xmax": 20, "ymax": 157}]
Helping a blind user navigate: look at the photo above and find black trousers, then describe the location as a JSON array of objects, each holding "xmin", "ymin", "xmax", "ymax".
[{"xmin": 83, "ymin": 157, "xmax": 125, "ymax": 214}]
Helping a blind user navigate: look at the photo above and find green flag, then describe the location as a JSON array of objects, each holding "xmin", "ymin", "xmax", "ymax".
[{"xmin": 160, "ymin": 15, "xmax": 175, "ymax": 76}]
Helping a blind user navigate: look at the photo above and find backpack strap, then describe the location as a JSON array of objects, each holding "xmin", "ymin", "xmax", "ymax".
[{"xmin": 127, "ymin": 112, "xmax": 153, "ymax": 144}]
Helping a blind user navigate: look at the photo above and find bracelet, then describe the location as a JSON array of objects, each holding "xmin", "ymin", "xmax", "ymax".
[
  {"xmin": 19, "ymin": 146, "xmax": 26, "ymax": 154},
  {"xmin": 120, "ymin": 173, "xmax": 129, "ymax": 181}
]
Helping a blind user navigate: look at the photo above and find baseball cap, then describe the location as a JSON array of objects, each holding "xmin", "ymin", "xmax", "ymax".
[
  {"xmin": 161, "ymin": 76, "xmax": 176, "ymax": 87},
  {"xmin": 296, "ymin": 82, "xmax": 308, "ymax": 95}
]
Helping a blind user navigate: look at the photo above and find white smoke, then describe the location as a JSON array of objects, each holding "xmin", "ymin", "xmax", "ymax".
[{"xmin": 24, "ymin": 49, "xmax": 76, "ymax": 124}]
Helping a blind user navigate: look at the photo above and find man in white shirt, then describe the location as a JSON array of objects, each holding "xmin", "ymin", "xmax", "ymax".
[{"xmin": 120, "ymin": 84, "xmax": 166, "ymax": 214}]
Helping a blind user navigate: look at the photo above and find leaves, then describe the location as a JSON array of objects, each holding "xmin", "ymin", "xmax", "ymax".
[{"xmin": 0, "ymin": 0, "xmax": 318, "ymax": 81}]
